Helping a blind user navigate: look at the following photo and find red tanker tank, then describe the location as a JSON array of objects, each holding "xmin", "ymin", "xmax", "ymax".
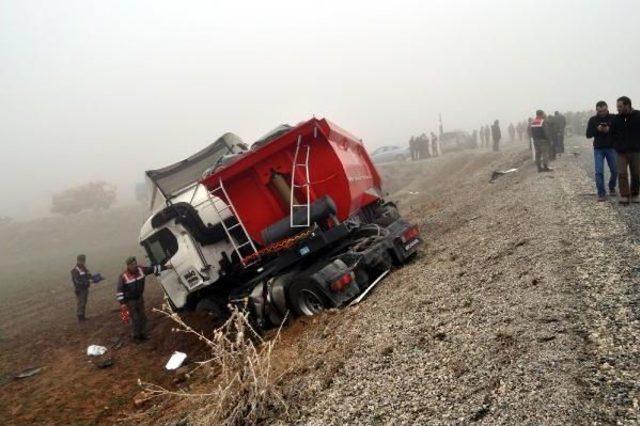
[{"xmin": 200, "ymin": 118, "xmax": 383, "ymax": 246}]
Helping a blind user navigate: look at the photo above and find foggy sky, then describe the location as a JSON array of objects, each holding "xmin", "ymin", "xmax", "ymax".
[{"xmin": 1, "ymin": 0, "xmax": 639, "ymax": 218}]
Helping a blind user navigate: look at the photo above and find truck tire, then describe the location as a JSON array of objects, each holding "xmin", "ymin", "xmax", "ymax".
[{"xmin": 286, "ymin": 278, "xmax": 330, "ymax": 317}]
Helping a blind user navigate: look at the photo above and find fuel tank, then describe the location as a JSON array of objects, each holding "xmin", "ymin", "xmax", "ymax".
[{"xmin": 200, "ymin": 118, "xmax": 382, "ymax": 246}]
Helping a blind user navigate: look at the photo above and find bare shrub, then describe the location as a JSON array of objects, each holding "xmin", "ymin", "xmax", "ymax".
[{"xmin": 139, "ymin": 305, "xmax": 288, "ymax": 425}]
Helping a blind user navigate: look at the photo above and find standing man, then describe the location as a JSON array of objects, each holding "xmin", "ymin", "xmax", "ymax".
[
  {"xmin": 517, "ymin": 122, "xmax": 525, "ymax": 142},
  {"xmin": 586, "ymin": 101, "xmax": 617, "ymax": 202},
  {"xmin": 430, "ymin": 132, "xmax": 439, "ymax": 157},
  {"xmin": 71, "ymin": 254, "xmax": 91, "ymax": 322},
  {"xmin": 546, "ymin": 113, "xmax": 557, "ymax": 160},
  {"xmin": 479, "ymin": 127, "xmax": 486, "ymax": 147},
  {"xmin": 529, "ymin": 110, "xmax": 553, "ymax": 173},
  {"xmin": 409, "ymin": 136, "xmax": 417, "ymax": 161},
  {"xmin": 508, "ymin": 123, "xmax": 516, "ymax": 143},
  {"xmin": 554, "ymin": 111, "xmax": 567, "ymax": 157},
  {"xmin": 116, "ymin": 256, "xmax": 173, "ymax": 342},
  {"xmin": 420, "ymin": 133, "xmax": 430, "ymax": 159},
  {"xmin": 612, "ymin": 96, "xmax": 640, "ymax": 204},
  {"xmin": 491, "ymin": 120, "xmax": 501, "ymax": 152}
]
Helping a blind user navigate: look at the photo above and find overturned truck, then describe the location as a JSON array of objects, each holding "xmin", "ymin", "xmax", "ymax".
[{"xmin": 141, "ymin": 118, "xmax": 422, "ymax": 328}]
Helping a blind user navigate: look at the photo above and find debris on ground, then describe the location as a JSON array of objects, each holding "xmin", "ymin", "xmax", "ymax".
[
  {"xmin": 165, "ymin": 351, "xmax": 187, "ymax": 370},
  {"xmin": 14, "ymin": 367, "xmax": 44, "ymax": 379},
  {"xmin": 86, "ymin": 345, "xmax": 107, "ymax": 356},
  {"xmin": 489, "ymin": 167, "xmax": 518, "ymax": 182},
  {"xmin": 94, "ymin": 358, "xmax": 114, "ymax": 369}
]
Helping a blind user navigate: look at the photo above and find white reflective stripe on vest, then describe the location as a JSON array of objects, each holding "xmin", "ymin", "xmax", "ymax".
[
  {"xmin": 122, "ymin": 267, "xmax": 145, "ymax": 284},
  {"xmin": 74, "ymin": 266, "xmax": 87, "ymax": 275}
]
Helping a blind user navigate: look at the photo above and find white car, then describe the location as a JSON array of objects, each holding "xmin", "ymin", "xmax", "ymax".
[{"xmin": 370, "ymin": 145, "xmax": 410, "ymax": 163}]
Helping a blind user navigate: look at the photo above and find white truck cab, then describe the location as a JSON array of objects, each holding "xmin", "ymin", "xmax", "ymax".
[{"xmin": 140, "ymin": 133, "xmax": 247, "ymax": 309}]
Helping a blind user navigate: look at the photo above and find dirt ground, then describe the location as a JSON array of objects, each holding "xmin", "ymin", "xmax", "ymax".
[
  {"xmin": 0, "ymin": 207, "xmax": 212, "ymax": 424},
  {"xmin": 2, "ymin": 138, "xmax": 640, "ymax": 424}
]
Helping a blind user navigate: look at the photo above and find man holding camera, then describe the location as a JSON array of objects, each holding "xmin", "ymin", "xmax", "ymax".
[{"xmin": 586, "ymin": 101, "xmax": 617, "ymax": 202}]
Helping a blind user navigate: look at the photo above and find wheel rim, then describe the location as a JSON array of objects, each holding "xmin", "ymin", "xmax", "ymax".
[{"xmin": 298, "ymin": 289, "xmax": 325, "ymax": 316}]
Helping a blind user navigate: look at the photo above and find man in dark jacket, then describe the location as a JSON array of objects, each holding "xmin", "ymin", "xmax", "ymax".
[
  {"xmin": 409, "ymin": 136, "xmax": 418, "ymax": 161},
  {"xmin": 546, "ymin": 114, "xmax": 557, "ymax": 160},
  {"xmin": 71, "ymin": 254, "xmax": 91, "ymax": 322},
  {"xmin": 612, "ymin": 96, "xmax": 640, "ymax": 204},
  {"xmin": 508, "ymin": 123, "xmax": 516, "ymax": 143},
  {"xmin": 491, "ymin": 120, "xmax": 501, "ymax": 152},
  {"xmin": 117, "ymin": 256, "xmax": 173, "ymax": 342},
  {"xmin": 586, "ymin": 101, "xmax": 617, "ymax": 201},
  {"xmin": 553, "ymin": 111, "xmax": 567, "ymax": 156}
]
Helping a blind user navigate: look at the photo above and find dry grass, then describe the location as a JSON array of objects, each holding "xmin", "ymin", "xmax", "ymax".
[{"xmin": 139, "ymin": 305, "xmax": 289, "ymax": 426}]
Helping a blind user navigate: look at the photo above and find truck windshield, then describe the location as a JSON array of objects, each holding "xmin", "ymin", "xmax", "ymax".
[{"xmin": 142, "ymin": 228, "xmax": 178, "ymax": 265}]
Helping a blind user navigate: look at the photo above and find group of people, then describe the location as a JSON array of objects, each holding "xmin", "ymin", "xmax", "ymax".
[
  {"xmin": 71, "ymin": 254, "xmax": 173, "ymax": 343},
  {"xmin": 522, "ymin": 111, "xmax": 568, "ymax": 172},
  {"xmin": 478, "ymin": 120, "xmax": 503, "ymax": 152},
  {"xmin": 408, "ymin": 132, "xmax": 440, "ymax": 160},
  {"xmin": 526, "ymin": 97, "xmax": 640, "ymax": 205},
  {"xmin": 585, "ymin": 96, "xmax": 640, "ymax": 204}
]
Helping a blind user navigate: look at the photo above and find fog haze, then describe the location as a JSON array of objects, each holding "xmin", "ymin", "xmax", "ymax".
[{"xmin": 2, "ymin": 0, "xmax": 639, "ymax": 218}]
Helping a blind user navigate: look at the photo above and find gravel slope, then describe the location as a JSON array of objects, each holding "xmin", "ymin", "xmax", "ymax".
[{"xmin": 274, "ymin": 143, "xmax": 640, "ymax": 425}]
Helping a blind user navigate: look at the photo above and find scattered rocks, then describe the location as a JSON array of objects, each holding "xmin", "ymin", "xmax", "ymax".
[{"xmin": 274, "ymin": 146, "xmax": 640, "ymax": 425}]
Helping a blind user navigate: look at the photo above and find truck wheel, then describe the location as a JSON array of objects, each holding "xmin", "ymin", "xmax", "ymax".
[{"xmin": 287, "ymin": 279, "xmax": 330, "ymax": 317}]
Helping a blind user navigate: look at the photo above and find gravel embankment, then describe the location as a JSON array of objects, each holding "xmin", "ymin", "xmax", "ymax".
[{"xmin": 275, "ymin": 143, "xmax": 640, "ymax": 425}]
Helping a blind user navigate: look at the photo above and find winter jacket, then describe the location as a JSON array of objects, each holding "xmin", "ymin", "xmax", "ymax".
[
  {"xmin": 71, "ymin": 265, "xmax": 91, "ymax": 290},
  {"xmin": 612, "ymin": 110, "xmax": 640, "ymax": 153},
  {"xmin": 116, "ymin": 265, "xmax": 167, "ymax": 302},
  {"xmin": 491, "ymin": 124, "xmax": 501, "ymax": 142},
  {"xmin": 529, "ymin": 117, "xmax": 552, "ymax": 141},
  {"xmin": 586, "ymin": 113, "xmax": 615, "ymax": 149}
]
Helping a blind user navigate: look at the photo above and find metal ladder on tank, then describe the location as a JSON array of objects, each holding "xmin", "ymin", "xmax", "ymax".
[
  {"xmin": 290, "ymin": 135, "xmax": 311, "ymax": 228},
  {"xmin": 206, "ymin": 178, "xmax": 260, "ymax": 267}
]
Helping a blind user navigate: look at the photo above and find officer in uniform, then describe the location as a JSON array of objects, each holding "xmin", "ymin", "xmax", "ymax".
[
  {"xmin": 71, "ymin": 254, "xmax": 91, "ymax": 322},
  {"xmin": 116, "ymin": 256, "xmax": 173, "ymax": 342},
  {"xmin": 529, "ymin": 110, "xmax": 553, "ymax": 172}
]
